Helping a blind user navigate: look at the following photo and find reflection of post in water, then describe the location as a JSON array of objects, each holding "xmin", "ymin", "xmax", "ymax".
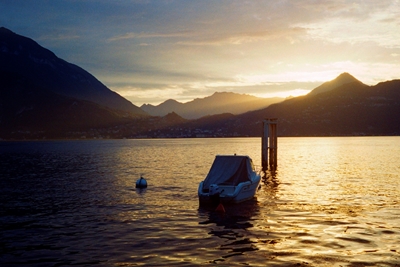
[
  {"xmin": 262, "ymin": 119, "xmax": 277, "ymax": 171},
  {"xmin": 262, "ymin": 169, "xmax": 279, "ymax": 196}
]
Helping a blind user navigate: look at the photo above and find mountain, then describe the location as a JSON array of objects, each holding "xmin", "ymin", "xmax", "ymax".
[
  {"xmin": 0, "ymin": 70, "xmax": 137, "ymax": 138},
  {"xmin": 147, "ymin": 74, "xmax": 400, "ymax": 137},
  {"xmin": 308, "ymin": 72, "xmax": 364, "ymax": 96},
  {"xmin": 0, "ymin": 27, "xmax": 146, "ymax": 116},
  {"xmin": 160, "ymin": 111, "xmax": 188, "ymax": 125},
  {"xmin": 221, "ymin": 75, "xmax": 400, "ymax": 136},
  {"xmin": 141, "ymin": 92, "xmax": 283, "ymax": 119},
  {"xmin": 141, "ymin": 99, "xmax": 183, "ymax": 117}
]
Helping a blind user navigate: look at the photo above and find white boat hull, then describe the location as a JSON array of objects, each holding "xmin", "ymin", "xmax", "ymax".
[{"xmin": 198, "ymin": 173, "xmax": 261, "ymax": 205}]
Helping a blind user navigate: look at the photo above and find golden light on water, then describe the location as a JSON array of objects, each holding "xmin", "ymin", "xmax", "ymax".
[{"xmin": 50, "ymin": 137, "xmax": 400, "ymax": 266}]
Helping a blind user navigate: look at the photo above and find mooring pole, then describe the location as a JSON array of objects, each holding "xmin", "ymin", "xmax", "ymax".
[
  {"xmin": 262, "ymin": 118, "xmax": 277, "ymax": 171},
  {"xmin": 269, "ymin": 120, "xmax": 277, "ymax": 170},
  {"xmin": 262, "ymin": 120, "xmax": 269, "ymax": 171}
]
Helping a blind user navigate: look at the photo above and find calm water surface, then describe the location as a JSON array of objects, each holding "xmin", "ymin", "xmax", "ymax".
[{"xmin": 1, "ymin": 137, "xmax": 399, "ymax": 266}]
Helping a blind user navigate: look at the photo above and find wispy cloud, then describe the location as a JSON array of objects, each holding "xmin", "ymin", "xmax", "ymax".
[
  {"xmin": 108, "ymin": 31, "xmax": 193, "ymax": 42},
  {"xmin": 38, "ymin": 34, "xmax": 80, "ymax": 41},
  {"xmin": 2, "ymin": 0, "xmax": 399, "ymax": 105},
  {"xmin": 176, "ymin": 27, "xmax": 306, "ymax": 46}
]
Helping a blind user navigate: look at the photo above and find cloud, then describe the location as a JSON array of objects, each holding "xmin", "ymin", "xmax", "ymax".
[
  {"xmin": 2, "ymin": 0, "xmax": 399, "ymax": 106},
  {"xmin": 108, "ymin": 31, "xmax": 193, "ymax": 42},
  {"xmin": 91, "ymin": 0, "xmax": 400, "ymax": 106},
  {"xmin": 294, "ymin": 0, "xmax": 394, "ymax": 19},
  {"xmin": 175, "ymin": 27, "xmax": 307, "ymax": 46},
  {"xmin": 38, "ymin": 33, "xmax": 80, "ymax": 41},
  {"xmin": 292, "ymin": 0, "xmax": 400, "ymax": 48}
]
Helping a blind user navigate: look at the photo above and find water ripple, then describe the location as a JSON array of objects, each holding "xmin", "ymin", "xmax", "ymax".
[{"xmin": 1, "ymin": 137, "xmax": 400, "ymax": 266}]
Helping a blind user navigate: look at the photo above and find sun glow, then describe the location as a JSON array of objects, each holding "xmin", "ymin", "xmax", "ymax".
[
  {"xmin": 255, "ymin": 88, "xmax": 311, "ymax": 99},
  {"xmin": 236, "ymin": 69, "xmax": 345, "ymax": 85},
  {"xmin": 114, "ymin": 86, "xmax": 187, "ymax": 105}
]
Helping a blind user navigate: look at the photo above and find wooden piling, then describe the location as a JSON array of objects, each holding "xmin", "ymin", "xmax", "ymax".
[
  {"xmin": 262, "ymin": 119, "xmax": 277, "ymax": 171},
  {"xmin": 261, "ymin": 120, "xmax": 269, "ymax": 170}
]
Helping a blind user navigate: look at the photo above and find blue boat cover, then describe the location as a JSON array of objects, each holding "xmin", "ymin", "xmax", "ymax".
[{"xmin": 202, "ymin": 155, "xmax": 254, "ymax": 190}]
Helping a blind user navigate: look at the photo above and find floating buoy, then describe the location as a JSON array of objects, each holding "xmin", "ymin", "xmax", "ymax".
[
  {"xmin": 215, "ymin": 203, "xmax": 225, "ymax": 213},
  {"xmin": 136, "ymin": 176, "xmax": 147, "ymax": 188}
]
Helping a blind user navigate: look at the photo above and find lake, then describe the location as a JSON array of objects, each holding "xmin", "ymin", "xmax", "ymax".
[{"xmin": 1, "ymin": 137, "xmax": 399, "ymax": 266}]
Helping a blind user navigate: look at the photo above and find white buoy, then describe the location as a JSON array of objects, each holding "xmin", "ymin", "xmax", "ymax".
[{"xmin": 136, "ymin": 176, "xmax": 147, "ymax": 188}]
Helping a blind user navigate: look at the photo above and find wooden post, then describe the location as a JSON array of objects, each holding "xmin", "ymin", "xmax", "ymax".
[
  {"xmin": 269, "ymin": 121, "xmax": 277, "ymax": 170},
  {"xmin": 262, "ymin": 120, "xmax": 269, "ymax": 171},
  {"xmin": 262, "ymin": 119, "xmax": 277, "ymax": 171}
]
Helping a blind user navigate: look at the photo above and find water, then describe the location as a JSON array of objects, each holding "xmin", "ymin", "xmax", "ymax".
[{"xmin": 1, "ymin": 137, "xmax": 399, "ymax": 266}]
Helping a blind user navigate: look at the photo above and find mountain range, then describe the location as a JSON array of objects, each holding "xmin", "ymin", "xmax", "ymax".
[
  {"xmin": 179, "ymin": 74, "xmax": 400, "ymax": 137},
  {"xmin": 141, "ymin": 72, "xmax": 366, "ymax": 120},
  {"xmin": 1, "ymin": 27, "xmax": 399, "ymax": 139},
  {"xmin": 122, "ymin": 73, "xmax": 400, "ymax": 138},
  {"xmin": 141, "ymin": 92, "xmax": 284, "ymax": 119}
]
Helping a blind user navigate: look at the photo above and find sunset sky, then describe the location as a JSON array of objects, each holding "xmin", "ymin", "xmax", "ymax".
[{"xmin": 1, "ymin": 0, "xmax": 399, "ymax": 105}]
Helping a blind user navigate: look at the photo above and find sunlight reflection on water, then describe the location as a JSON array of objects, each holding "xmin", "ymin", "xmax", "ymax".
[{"xmin": 1, "ymin": 137, "xmax": 400, "ymax": 266}]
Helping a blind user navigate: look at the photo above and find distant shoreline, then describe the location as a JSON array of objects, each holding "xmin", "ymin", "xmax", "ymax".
[{"xmin": 1, "ymin": 134, "xmax": 399, "ymax": 142}]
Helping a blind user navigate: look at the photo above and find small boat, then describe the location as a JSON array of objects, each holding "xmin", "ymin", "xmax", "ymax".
[{"xmin": 198, "ymin": 155, "xmax": 261, "ymax": 206}]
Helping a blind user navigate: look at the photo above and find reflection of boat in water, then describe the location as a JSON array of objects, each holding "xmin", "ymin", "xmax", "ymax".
[
  {"xmin": 198, "ymin": 198, "xmax": 260, "ymax": 261},
  {"xmin": 198, "ymin": 155, "xmax": 261, "ymax": 206}
]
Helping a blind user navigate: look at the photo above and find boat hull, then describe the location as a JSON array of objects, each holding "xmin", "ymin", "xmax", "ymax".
[{"xmin": 198, "ymin": 174, "xmax": 261, "ymax": 205}]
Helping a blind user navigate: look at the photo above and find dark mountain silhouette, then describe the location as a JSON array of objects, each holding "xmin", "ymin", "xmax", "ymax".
[
  {"xmin": 0, "ymin": 70, "xmax": 135, "ymax": 138},
  {"xmin": 191, "ymin": 74, "xmax": 400, "ymax": 136},
  {"xmin": 142, "ymin": 99, "xmax": 182, "ymax": 117},
  {"xmin": 308, "ymin": 72, "xmax": 364, "ymax": 96},
  {"xmin": 141, "ymin": 92, "xmax": 283, "ymax": 119},
  {"xmin": 1, "ymin": 28, "xmax": 398, "ymax": 139},
  {"xmin": 0, "ymin": 27, "xmax": 146, "ymax": 116},
  {"xmin": 160, "ymin": 112, "xmax": 188, "ymax": 125}
]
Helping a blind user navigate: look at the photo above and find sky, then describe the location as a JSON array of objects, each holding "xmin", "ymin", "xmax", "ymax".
[{"xmin": 1, "ymin": 0, "xmax": 400, "ymax": 106}]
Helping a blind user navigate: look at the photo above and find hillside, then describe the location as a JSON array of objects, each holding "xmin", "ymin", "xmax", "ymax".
[
  {"xmin": 0, "ymin": 71, "xmax": 135, "ymax": 139},
  {"xmin": 141, "ymin": 92, "xmax": 283, "ymax": 119},
  {"xmin": 308, "ymin": 72, "xmax": 364, "ymax": 96},
  {"xmin": 202, "ymin": 77, "xmax": 400, "ymax": 136},
  {"xmin": 0, "ymin": 27, "xmax": 146, "ymax": 116},
  {"xmin": 143, "ymin": 74, "xmax": 400, "ymax": 138},
  {"xmin": 0, "ymin": 27, "xmax": 151, "ymax": 138}
]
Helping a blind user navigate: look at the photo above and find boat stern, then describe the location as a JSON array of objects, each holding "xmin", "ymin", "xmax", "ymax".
[{"xmin": 198, "ymin": 181, "xmax": 209, "ymax": 203}]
